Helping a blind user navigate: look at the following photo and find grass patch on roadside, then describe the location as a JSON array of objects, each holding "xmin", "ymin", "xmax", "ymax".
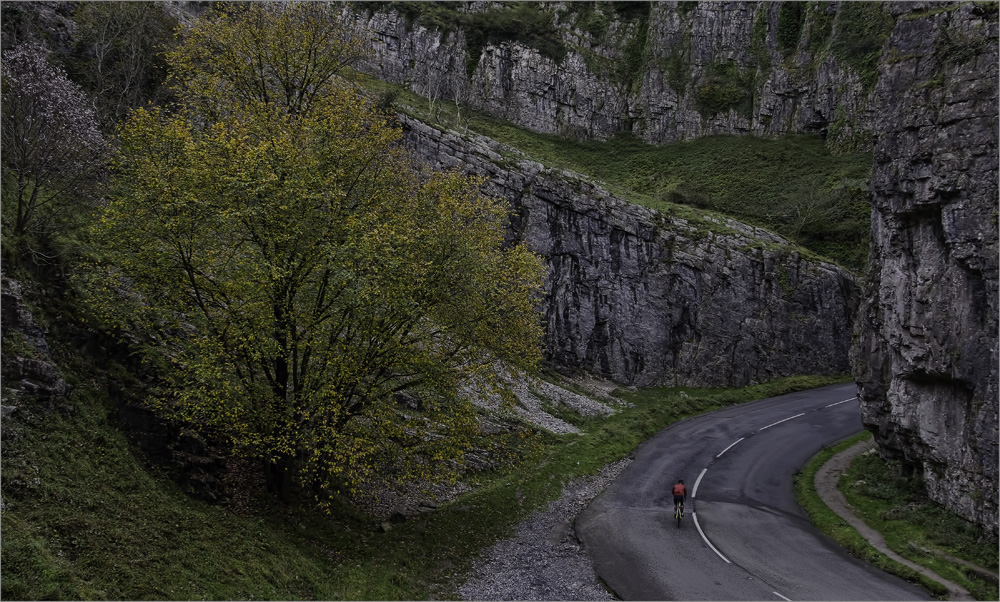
[
  {"xmin": 2, "ymin": 340, "xmax": 847, "ymax": 601},
  {"xmin": 843, "ymin": 452, "xmax": 999, "ymax": 601},
  {"xmin": 794, "ymin": 431, "xmax": 981, "ymax": 599}
]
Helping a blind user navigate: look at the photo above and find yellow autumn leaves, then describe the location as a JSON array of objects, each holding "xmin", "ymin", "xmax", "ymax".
[{"xmin": 86, "ymin": 3, "xmax": 545, "ymax": 502}]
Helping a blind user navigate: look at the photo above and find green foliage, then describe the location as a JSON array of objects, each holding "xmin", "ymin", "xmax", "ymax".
[
  {"xmin": 806, "ymin": 2, "xmax": 836, "ymax": 55},
  {"xmin": 618, "ymin": 4, "xmax": 652, "ymax": 92},
  {"xmin": 168, "ymin": 2, "xmax": 368, "ymax": 117},
  {"xmin": 693, "ymin": 60, "xmax": 756, "ymax": 118},
  {"xmin": 359, "ymin": 69, "xmax": 874, "ymax": 273},
  {"xmin": 794, "ymin": 432, "xmax": 950, "ymax": 598},
  {"xmin": 665, "ymin": 31, "xmax": 693, "ymax": 94},
  {"xmin": 750, "ymin": 6, "xmax": 772, "ymax": 77},
  {"xmin": 83, "ymin": 4, "xmax": 546, "ymax": 503},
  {"xmin": 454, "ymin": 112, "xmax": 873, "ymax": 273},
  {"xmin": 557, "ymin": 2, "xmax": 651, "ymax": 91},
  {"xmin": 2, "ymin": 337, "xmax": 846, "ymax": 601},
  {"xmin": 564, "ymin": 2, "xmax": 611, "ymax": 39},
  {"xmin": 843, "ymin": 453, "xmax": 1000, "ymax": 600},
  {"xmin": 934, "ymin": 27, "xmax": 992, "ymax": 66},
  {"xmin": 0, "ymin": 365, "xmax": 387, "ymax": 600},
  {"xmin": 777, "ymin": 2, "xmax": 806, "ymax": 54},
  {"xmin": 826, "ymin": 104, "xmax": 874, "ymax": 153},
  {"xmin": 831, "ymin": 2, "xmax": 896, "ymax": 91}
]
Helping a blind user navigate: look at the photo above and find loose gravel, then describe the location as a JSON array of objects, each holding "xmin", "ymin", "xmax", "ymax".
[{"xmin": 457, "ymin": 458, "xmax": 631, "ymax": 601}]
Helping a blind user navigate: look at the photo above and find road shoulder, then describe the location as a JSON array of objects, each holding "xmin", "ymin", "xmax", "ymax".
[{"xmin": 814, "ymin": 439, "xmax": 974, "ymax": 601}]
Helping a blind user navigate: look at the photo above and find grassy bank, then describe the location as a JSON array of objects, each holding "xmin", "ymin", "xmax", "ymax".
[
  {"xmin": 842, "ymin": 448, "xmax": 999, "ymax": 600},
  {"xmin": 355, "ymin": 72, "xmax": 873, "ymax": 274},
  {"xmin": 795, "ymin": 432, "xmax": 999, "ymax": 600},
  {"xmin": 2, "ymin": 355, "xmax": 844, "ymax": 599}
]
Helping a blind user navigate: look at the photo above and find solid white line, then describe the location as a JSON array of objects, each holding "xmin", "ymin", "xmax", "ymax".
[
  {"xmin": 824, "ymin": 396, "xmax": 857, "ymax": 408},
  {"xmin": 716, "ymin": 437, "xmax": 745, "ymax": 458},
  {"xmin": 773, "ymin": 591, "xmax": 792, "ymax": 601},
  {"xmin": 692, "ymin": 512, "xmax": 731, "ymax": 564},
  {"xmin": 759, "ymin": 413, "xmax": 805, "ymax": 431},
  {"xmin": 692, "ymin": 467, "xmax": 707, "ymax": 498}
]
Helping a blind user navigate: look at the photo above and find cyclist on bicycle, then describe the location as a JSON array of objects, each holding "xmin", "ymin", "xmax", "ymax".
[{"xmin": 672, "ymin": 479, "xmax": 687, "ymax": 515}]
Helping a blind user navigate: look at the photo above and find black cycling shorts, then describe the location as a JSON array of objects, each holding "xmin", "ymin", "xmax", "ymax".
[{"xmin": 673, "ymin": 495, "xmax": 685, "ymax": 506}]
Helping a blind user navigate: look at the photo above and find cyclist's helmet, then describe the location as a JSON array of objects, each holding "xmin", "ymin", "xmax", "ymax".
[{"xmin": 678, "ymin": 479, "xmax": 684, "ymax": 483}]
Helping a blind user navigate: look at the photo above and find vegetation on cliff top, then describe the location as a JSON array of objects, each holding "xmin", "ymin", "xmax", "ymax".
[{"xmin": 360, "ymin": 70, "xmax": 873, "ymax": 274}]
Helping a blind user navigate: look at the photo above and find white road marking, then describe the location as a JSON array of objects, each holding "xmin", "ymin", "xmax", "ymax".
[
  {"xmin": 692, "ymin": 467, "xmax": 707, "ymax": 498},
  {"xmin": 716, "ymin": 437, "xmax": 745, "ymax": 458},
  {"xmin": 692, "ymin": 512, "xmax": 731, "ymax": 564},
  {"xmin": 773, "ymin": 591, "xmax": 792, "ymax": 601},
  {"xmin": 824, "ymin": 396, "xmax": 857, "ymax": 408},
  {"xmin": 759, "ymin": 413, "xmax": 805, "ymax": 431}
]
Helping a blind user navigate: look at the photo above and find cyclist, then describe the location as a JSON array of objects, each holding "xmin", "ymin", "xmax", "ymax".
[{"xmin": 672, "ymin": 479, "xmax": 687, "ymax": 517}]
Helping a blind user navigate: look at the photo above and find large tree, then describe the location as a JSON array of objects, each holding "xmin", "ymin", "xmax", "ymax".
[{"xmin": 86, "ymin": 3, "xmax": 545, "ymax": 501}]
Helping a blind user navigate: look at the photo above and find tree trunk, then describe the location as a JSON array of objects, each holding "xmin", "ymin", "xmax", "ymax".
[{"xmin": 265, "ymin": 453, "xmax": 294, "ymax": 501}]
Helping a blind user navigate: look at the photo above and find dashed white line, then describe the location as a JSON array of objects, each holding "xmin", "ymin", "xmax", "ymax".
[
  {"xmin": 692, "ymin": 467, "xmax": 707, "ymax": 498},
  {"xmin": 773, "ymin": 591, "xmax": 792, "ymax": 601},
  {"xmin": 685, "ymin": 399, "xmax": 858, "ymax": 578},
  {"xmin": 824, "ymin": 396, "xmax": 857, "ymax": 408},
  {"xmin": 759, "ymin": 412, "xmax": 805, "ymax": 431},
  {"xmin": 716, "ymin": 437, "xmax": 745, "ymax": 458},
  {"xmin": 692, "ymin": 512, "xmax": 731, "ymax": 564}
]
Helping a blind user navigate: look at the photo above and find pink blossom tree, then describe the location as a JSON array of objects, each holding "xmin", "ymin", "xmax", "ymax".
[{"xmin": 2, "ymin": 43, "xmax": 108, "ymax": 238}]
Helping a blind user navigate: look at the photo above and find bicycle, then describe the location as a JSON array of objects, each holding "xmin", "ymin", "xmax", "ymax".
[{"xmin": 674, "ymin": 499, "xmax": 684, "ymax": 527}]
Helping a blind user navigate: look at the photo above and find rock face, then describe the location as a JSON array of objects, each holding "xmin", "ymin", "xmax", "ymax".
[
  {"xmin": 1, "ymin": 278, "xmax": 70, "ymax": 407},
  {"xmin": 348, "ymin": 1, "xmax": 889, "ymax": 147},
  {"xmin": 852, "ymin": 2, "xmax": 998, "ymax": 533},
  {"xmin": 403, "ymin": 115, "xmax": 857, "ymax": 387}
]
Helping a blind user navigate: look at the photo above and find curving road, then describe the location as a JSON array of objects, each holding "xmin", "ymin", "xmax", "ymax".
[{"xmin": 576, "ymin": 382, "xmax": 932, "ymax": 601}]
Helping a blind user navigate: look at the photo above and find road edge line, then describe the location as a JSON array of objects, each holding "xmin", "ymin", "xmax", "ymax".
[
  {"xmin": 692, "ymin": 512, "xmax": 731, "ymax": 564},
  {"xmin": 692, "ymin": 468, "xmax": 707, "ymax": 498}
]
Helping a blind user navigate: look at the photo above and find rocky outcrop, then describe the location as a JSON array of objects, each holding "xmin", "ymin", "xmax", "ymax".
[
  {"xmin": 403, "ymin": 115, "xmax": 857, "ymax": 387},
  {"xmin": 348, "ymin": 2, "xmax": 889, "ymax": 147},
  {"xmin": 1, "ymin": 278, "xmax": 70, "ymax": 408},
  {"xmin": 852, "ymin": 2, "xmax": 998, "ymax": 533}
]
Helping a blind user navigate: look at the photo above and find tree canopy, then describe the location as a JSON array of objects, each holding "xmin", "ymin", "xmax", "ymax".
[{"xmin": 86, "ymin": 3, "xmax": 545, "ymax": 501}]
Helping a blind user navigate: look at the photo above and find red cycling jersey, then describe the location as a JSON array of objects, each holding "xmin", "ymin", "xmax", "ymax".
[{"xmin": 672, "ymin": 483, "xmax": 687, "ymax": 497}]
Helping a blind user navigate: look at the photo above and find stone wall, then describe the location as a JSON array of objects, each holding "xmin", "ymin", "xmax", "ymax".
[
  {"xmin": 402, "ymin": 115, "xmax": 857, "ymax": 387},
  {"xmin": 852, "ymin": 1, "xmax": 999, "ymax": 533},
  {"xmin": 347, "ymin": 1, "xmax": 884, "ymax": 147}
]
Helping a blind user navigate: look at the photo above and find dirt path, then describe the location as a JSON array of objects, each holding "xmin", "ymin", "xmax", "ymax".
[{"xmin": 814, "ymin": 440, "xmax": 975, "ymax": 601}]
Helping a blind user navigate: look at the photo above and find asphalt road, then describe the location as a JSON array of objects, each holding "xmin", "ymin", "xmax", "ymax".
[{"xmin": 576, "ymin": 382, "xmax": 933, "ymax": 601}]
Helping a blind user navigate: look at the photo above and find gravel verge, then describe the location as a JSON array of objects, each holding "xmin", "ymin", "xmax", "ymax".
[{"xmin": 457, "ymin": 458, "xmax": 631, "ymax": 601}]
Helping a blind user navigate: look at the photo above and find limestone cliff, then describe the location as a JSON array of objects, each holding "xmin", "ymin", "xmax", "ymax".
[
  {"xmin": 402, "ymin": 115, "xmax": 857, "ymax": 387},
  {"xmin": 853, "ymin": 2, "xmax": 998, "ymax": 533},
  {"xmin": 348, "ymin": 1, "xmax": 891, "ymax": 148},
  {"xmin": 347, "ymin": 0, "xmax": 999, "ymax": 534}
]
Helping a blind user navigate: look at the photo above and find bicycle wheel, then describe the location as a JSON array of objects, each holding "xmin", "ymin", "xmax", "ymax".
[{"xmin": 675, "ymin": 503, "xmax": 682, "ymax": 528}]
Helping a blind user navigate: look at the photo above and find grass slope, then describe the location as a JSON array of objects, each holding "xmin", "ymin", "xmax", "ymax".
[
  {"xmin": 843, "ymin": 448, "xmax": 999, "ymax": 601},
  {"xmin": 795, "ymin": 432, "xmax": 999, "ymax": 601},
  {"xmin": 357, "ymin": 73, "xmax": 873, "ymax": 274},
  {"xmin": 1, "ymin": 320, "xmax": 845, "ymax": 602}
]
